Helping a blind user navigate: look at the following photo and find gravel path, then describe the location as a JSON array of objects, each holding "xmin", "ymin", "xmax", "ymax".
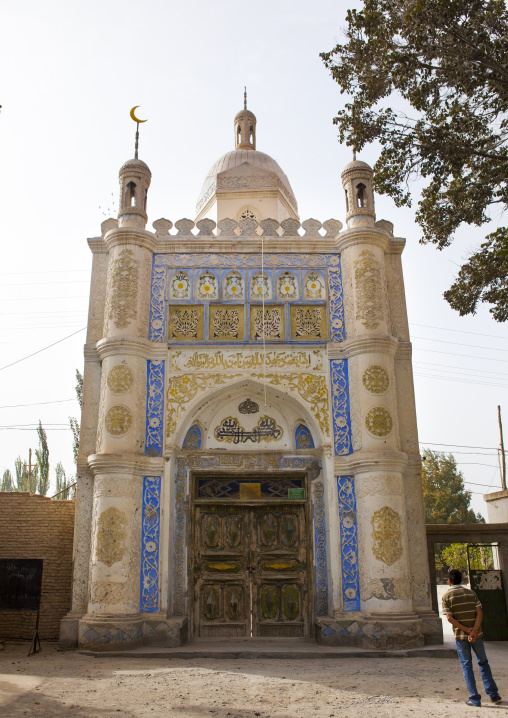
[{"xmin": 1, "ymin": 641, "xmax": 507, "ymax": 717}]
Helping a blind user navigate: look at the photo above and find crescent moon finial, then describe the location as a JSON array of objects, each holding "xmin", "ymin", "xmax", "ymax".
[{"xmin": 130, "ymin": 106, "xmax": 148, "ymax": 123}]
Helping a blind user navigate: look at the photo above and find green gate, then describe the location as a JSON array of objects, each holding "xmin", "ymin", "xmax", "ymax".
[{"xmin": 468, "ymin": 544, "xmax": 508, "ymax": 641}]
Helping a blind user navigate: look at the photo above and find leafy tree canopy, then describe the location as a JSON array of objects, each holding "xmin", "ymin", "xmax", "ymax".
[
  {"xmin": 422, "ymin": 448, "xmax": 484, "ymax": 523},
  {"xmin": 321, "ymin": 0, "xmax": 508, "ymax": 320}
]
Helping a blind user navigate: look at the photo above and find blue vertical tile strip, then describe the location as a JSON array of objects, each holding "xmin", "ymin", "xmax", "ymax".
[
  {"xmin": 140, "ymin": 476, "xmax": 161, "ymax": 612},
  {"xmin": 328, "ymin": 261, "xmax": 345, "ymax": 342},
  {"xmin": 149, "ymin": 256, "xmax": 166, "ymax": 342},
  {"xmin": 313, "ymin": 482, "xmax": 328, "ymax": 616},
  {"xmin": 145, "ymin": 359, "xmax": 165, "ymax": 457},
  {"xmin": 330, "ymin": 359, "xmax": 352, "ymax": 456},
  {"xmin": 337, "ymin": 475, "xmax": 361, "ymax": 611}
]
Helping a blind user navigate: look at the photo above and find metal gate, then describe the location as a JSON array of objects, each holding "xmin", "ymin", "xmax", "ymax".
[
  {"xmin": 468, "ymin": 544, "xmax": 508, "ymax": 641},
  {"xmin": 193, "ymin": 500, "xmax": 309, "ymax": 638}
]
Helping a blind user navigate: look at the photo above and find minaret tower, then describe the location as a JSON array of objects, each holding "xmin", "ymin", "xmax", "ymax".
[
  {"xmin": 73, "ymin": 111, "xmax": 162, "ymax": 649},
  {"xmin": 334, "ymin": 156, "xmax": 435, "ymax": 635},
  {"xmin": 234, "ymin": 89, "xmax": 257, "ymax": 150}
]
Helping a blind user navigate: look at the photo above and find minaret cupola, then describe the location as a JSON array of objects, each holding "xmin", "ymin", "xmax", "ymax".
[
  {"xmin": 234, "ymin": 89, "xmax": 256, "ymax": 150},
  {"xmin": 341, "ymin": 158, "xmax": 376, "ymax": 228},
  {"xmin": 118, "ymin": 109, "xmax": 152, "ymax": 229},
  {"xmin": 118, "ymin": 158, "xmax": 152, "ymax": 229}
]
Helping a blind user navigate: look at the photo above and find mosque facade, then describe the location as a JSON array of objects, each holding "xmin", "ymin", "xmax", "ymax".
[{"xmin": 60, "ymin": 104, "xmax": 443, "ymax": 650}]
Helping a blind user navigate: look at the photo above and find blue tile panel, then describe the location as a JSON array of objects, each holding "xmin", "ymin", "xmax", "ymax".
[
  {"xmin": 328, "ymin": 265, "xmax": 345, "ymax": 342},
  {"xmin": 182, "ymin": 424, "xmax": 202, "ymax": 449},
  {"xmin": 149, "ymin": 253, "xmax": 343, "ymax": 343},
  {"xmin": 330, "ymin": 359, "xmax": 352, "ymax": 456},
  {"xmin": 337, "ymin": 475, "xmax": 361, "ymax": 611},
  {"xmin": 295, "ymin": 423, "xmax": 315, "ymax": 449},
  {"xmin": 140, "ymin": 476, "xmax": 161, "ymax": 612},
  {"xmin": 145, "ymin": 360, "xmax": 165, "ymax": 457},
  {"xmin": 313, "ymin": 482, "xmax": 328, "ymax": 616}
]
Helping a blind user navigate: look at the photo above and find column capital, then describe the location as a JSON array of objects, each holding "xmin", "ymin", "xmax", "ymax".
[
  {"xmin": 105, "ymin": 227, "xmax": 158, "ymax": 253},
  {"xmin": 335, "ymin": 227, "xmax": 390, "ymax": 254},
  {"xmin": 96, "ymin": 336, "xmax": 166, "ymax": 360},
  {"xmin": 87, "ymin": 452, "xmax": 164, "ymax": 476},
  {"xmin": 334, "ymin": 449, "xmax": 408, "ymax": 475},
  {"xmin": 328, "ymin": 334, "xmax": 399, "ymax": 359}
]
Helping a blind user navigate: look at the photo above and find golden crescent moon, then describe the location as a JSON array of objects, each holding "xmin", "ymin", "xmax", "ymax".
[{"xmin": 130, "ymin": 106, "xmax": 147, "ymax": 123}]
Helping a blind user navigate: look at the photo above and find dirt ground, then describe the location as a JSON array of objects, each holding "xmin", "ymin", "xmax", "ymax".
[{"xmin": 1, "ymin": 641, "xmax": 507, "ymax": 718}]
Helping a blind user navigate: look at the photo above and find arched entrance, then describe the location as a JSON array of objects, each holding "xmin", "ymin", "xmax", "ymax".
[{"xmin": 170, "ymin": 381, "xmax": 328, "ymax": 640}]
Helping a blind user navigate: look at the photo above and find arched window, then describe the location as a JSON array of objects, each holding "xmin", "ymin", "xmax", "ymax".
[
  {"xmin": 251, "ymin": 272, "xmax": 272, "ymax": 299},
  {"xmin": 238, "ymin": 207, "xmax": 257, "ymax": 222},
  {"xmin": 224, "ymin": 271, "xmax": 244, "ymax": 299},
  {"xmin": 125, "ymin": 181, "xmax": 137, "ymax": 207},
  {"xmin": 295, "ymin": 424, "xmax": 315, "ymax": 449},
  {"xmin": 345, "ymin": 188, "xmax": 349, "ymax": 212},
  {"xmin": 303, "ymin": 271, "xmax": 326, "ymax": 300},
  {"xmin": 182, "ymin": 424, "xmax": 202, "ymax": 450},
  {"xmin": 170, "ymin": 271, "xmax": 191, "ymax": 299},
  {"xmin": 356, "ymin": 182, "xmax": 367, "ymax": 208},
  {"xmin": 277, "ymin": 271, "xmax": 298, "ymax": 299},
  {"xmin": 197, "ymin": 271, "xmax": 218, "ymax": 299}
]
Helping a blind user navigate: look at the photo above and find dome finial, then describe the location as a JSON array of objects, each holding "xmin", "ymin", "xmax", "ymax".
[{"xmin": 234, "ymin": 100, "xmax": 257, "ymax": 151}]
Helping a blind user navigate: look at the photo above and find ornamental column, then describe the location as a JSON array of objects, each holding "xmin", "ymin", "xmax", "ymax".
[
  {"xmin": 80, "ymin": 156, "xmax": 160, "ymax": 650},
  {"xmin": 336, "ymin": 160, "xmax": 414, "ymax": 625}
]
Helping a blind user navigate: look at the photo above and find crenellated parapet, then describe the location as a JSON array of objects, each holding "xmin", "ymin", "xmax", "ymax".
[{"xmin": 151, "ymin": 217, "xmax": 344, "ymax": 240}]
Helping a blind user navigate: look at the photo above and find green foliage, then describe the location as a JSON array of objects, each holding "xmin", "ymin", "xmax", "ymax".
[
  {"xmin": 438, "ymin": 542, "xmax": 494, "ymax": 571},
  {"xmin": 14, "ymin": 454, "xmax": 38, "ymax": 493},
  {"xmin": 54, "ymin": 461, "xmax": 74, "ymax": 500},
  {"xmin": 69, "ymin": 367, "xmax": 83, "ymax": 466},
  {"xmin": 35, "ymin": 421, "xmax": 50, "ymax": 496},
  {"xmin": 75, "ymin": 369, "xmax": 83, "ymax": 410},
  {"xmin": 1, "ymin": 469, "xmax": 14, "ymax": 492},
  {"xmin": 321, "ymin": 0, "xmax": 508, "ymax": 320},
  {"xmin": 422, "ymin": 449, "xmax": 484, "ymax": 524}
]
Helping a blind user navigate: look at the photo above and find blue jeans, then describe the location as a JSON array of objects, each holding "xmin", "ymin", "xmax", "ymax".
[{"xmin": 456, "ymin": 639, "xmax": 499, "ymax": 705}]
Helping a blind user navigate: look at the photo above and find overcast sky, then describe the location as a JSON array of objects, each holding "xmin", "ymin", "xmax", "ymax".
[{"xmin": 0, "ymin": 0, "xmax": 506, "ymax": 515}]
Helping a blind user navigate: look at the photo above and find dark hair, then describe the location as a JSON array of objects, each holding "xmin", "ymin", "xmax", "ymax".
[{"xmin": 449, "ymin": 569, "xmax": 463, "ymax": 585}]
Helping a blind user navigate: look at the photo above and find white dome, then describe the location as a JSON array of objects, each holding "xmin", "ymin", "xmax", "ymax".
[{"xmin": 196, "ymin": 149, "xmax": 298, "ymax": 215}]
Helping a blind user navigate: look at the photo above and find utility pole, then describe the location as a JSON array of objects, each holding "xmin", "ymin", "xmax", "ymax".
[
  {"xmin": 498, "ymin": 405, "xmax": 507, "ymax": 491},
  {"xmin": 24, "ymin": 448, "xmax": 36, "ymax": 493}
]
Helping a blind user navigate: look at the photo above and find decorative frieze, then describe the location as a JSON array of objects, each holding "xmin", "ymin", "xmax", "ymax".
[
  {"xmin": 337, "ymin": 476, "xmax": 360, "ymax": 611},
  {"xmin": 354, "ymin": 249, "xmax": 384, "ymax": 330},
  {"xmin": 145, "ymin": 360, "xmax": 165, "ymax": 457},
  {"xmin": 330, "ymin": 360, "xmax": 352, "ymax": 456},
  {"xmin": 140, "ymin": 476, "xmax": 161, "ymax": 612},
  {"xmin": 371, "ymin": 506, "xmax": 403, "ymax": 566}
]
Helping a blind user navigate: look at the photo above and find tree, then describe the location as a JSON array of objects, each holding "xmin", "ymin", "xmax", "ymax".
[
  {"xmin": 35, "ymin": 421, "xmax": 50, "ymax": 496},
  {"xmin": 14, "ymin": 454, "xmax": 38, "ymax": 493},
  {"xmin": 422, "ymin": 449, "xmax": 484, "ymax": 523},
  {"xmin": 321, "ymin": 0, "xmax": 508, "ymax": 320},
  {"xmin": 1, "ymin": 469, "xmax": 13, "ymax": 492},
  {"xmin": 54, "ymin": 461, "xmax": 73, "ymax": 500},
  {"xmin": 69, "ymin": 369, "xmax": 83, "ymax": 465}
]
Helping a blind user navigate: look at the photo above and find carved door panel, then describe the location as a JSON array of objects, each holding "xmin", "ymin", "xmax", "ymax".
[
  {"xmin": 194, "ymin": 503, "xmax": 308, "ymax": 638},
  {"xmin": 251, "ymin": 504, "xmax": 308, "ymax": 637},
  {"xmin": 194, "ymin": 506, "xmax": 249, "ymax": 637}
]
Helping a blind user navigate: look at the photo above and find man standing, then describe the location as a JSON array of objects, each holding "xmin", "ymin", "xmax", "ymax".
[{"xmin": 442, "ymin": 568, "xmax": 502, "ymax": 707}]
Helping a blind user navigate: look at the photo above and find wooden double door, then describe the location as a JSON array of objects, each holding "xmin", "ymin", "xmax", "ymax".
[{"xmin": 193, "ymin": 503, "xmax": 309, "ymax": 637}]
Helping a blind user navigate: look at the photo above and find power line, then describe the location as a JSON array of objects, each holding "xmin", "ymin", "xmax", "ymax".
[
  {"xmin": 410, "ymin": 323, "xmax": 508, "ymax": 341},
  {"xmin": 414, "ymin": 348, "xmax": 508, "ymax": 363},
  {"xmin": 1, "ymin": 281, "xmax": 89, "ymax": 287},
  {"xmin": 0, "ymin": 269, "xmax": 89, "ymax": 276},
  {"xmin": 413, "ymin": 361, "xmax": 508, "ymax": 378},
  {"xmin": 0, "ymin": 327, "xmax": 86, "ymax": 371},
  {"xmin": 420, "ymin": 442, "xmax": 499, "ymax": 450},
  {"xmin": 0, "ymin": 296, "xmax": 88, "ymax": 302},
  {"xmin": 0, "ymin": 399, "xmax": 75, "ymax": 409},
  {"xmin": 414, "ymin": 372, "xmax": 508, "ymax": 388},
  {"xmin": 413, "ymin": 335, "xmax": 508, "ymax": 352}
]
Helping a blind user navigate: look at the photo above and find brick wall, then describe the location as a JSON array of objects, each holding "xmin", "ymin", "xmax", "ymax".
[{"xmin": 0, "ymin": 492, "xmax": 75, "ymax": 640}]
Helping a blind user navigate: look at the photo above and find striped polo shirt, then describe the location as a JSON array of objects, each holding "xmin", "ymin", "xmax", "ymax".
[{"xmin": 442, "ymin": 585, "xmax": 483, "ymax": 640}]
